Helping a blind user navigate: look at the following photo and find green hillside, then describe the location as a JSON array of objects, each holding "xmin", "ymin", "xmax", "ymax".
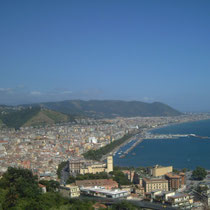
[
  {"xmin": 0, "ymin": 119, "xmax": 4, "ymax": 128},
  {"xmin": 0, "ymin": 107, "xmax": 74, "ymax": 129},
  {"xmin": 39, "ymin": 100, "xmax": 182, "ymax": 118}
]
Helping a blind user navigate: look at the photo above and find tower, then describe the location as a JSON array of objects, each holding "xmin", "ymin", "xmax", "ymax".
[{"xmin": 106, "ymin": 156, "xmax": 113, "ymax": 173}]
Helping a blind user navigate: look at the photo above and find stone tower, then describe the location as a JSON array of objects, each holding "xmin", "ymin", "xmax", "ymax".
[{"xmin": 106, "ymin": 156, "xmax": 113, "ymax": 173}]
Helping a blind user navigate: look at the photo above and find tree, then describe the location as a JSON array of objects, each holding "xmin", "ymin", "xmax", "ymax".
[
  {"xmin": 111, "ymin": 201, "xmax": 138, "ymax": 210},
  {"xmin": 0, "ymin": 167, "xmax": 42, "ymax": 209},
  {"xmin": 57, "ymin": 161, "xmax": 69, "ymax": 179},
  {"xmin": 39, "ymin": 180, "xmax": 60, "ymax": 192},
  {"xmin": 192, "ymin": 167, "xmax": 207, "ymax": 180},
  {"xmin": 110, "ymin": 169, "xmax": 131, "ymax": 186},
  {"xmin": 66, "ymin": 176, "xmax": 76, "ymax": 184}
]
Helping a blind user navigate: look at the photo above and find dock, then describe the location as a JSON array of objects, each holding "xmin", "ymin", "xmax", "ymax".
[{"xmin": 119, "ymin": 138, "xmax": 143, "ymax": 158}]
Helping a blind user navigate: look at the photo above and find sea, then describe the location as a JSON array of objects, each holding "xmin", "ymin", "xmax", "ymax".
[{"xmin": 114, "ymin": 119, "xmax": 210, "ymax": 170}]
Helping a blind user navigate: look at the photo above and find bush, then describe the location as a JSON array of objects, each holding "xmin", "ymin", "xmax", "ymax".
[{"xmin": 192, "ymin": 166, "xmax": 207, "ymax": 180}]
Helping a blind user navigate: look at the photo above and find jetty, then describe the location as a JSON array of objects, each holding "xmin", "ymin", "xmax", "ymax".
[
  {"xmin": 119, "ymin": 138, "xmax": 143, "ymax": 158},
  {"xmin": 144, "ymin": 133, "xmax": 210, "ymax": 140}
]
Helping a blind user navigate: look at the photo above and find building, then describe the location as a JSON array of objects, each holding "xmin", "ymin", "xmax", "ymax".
[
  {"xmin": 106, "ymin": 156, "xmax": 113, "ymax": 173},
  {"xmin": 38, "ymin": 183, "xmax": 47, "ymax": 193},
  {"xmin": 179, "ymin": 172, "xmax": 186, "ymax": 185},
  {"xmin": 69, "ymin": 156, "xmax": 113, "ymax": 175},
  {"xmin": 69, "ymin": 156, "xmax": 85, "ymax": 175},
  {"xmin": 75, "ymin": 179, "xmax": 118, "ymax": 190},
  {"xmin": 80, "ymin": 186, "xmax": 130, "ymax": 198},
  {"xmin": 122, "ymin": 170, "xmax": 135, "ymax": 182},
  {"xmin": 145, "ymin": 190, "xmax": 175, "ymax": 203},
  {"xmin": 143, "ymin": 177, "xmax": 168, "ymax": 193},
  {"xmin": 145, "ymin": 190, "xmax": 194, "ymax": 209},
  {"xmin": 165, "ymin": 173, "xmax": 184, "ymax": 191},
  {"xmin": 150, "ymin": 165, "xmax": 173, "ymax": 177},
  {"xmin": 59, "ymin": 184, "xmax": 80, "ymax": 198},
  {"xmin": 167, "ymin": 193, "xmax": 193, "ymax": 209}
]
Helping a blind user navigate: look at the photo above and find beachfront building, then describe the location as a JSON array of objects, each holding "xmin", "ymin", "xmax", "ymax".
[
  {"xmin": 165, "ymin": 173, "xmax": 185, "ymax": 191},
  {"xmin": 150, "ymin": 165, "xmax": 173, "ymax": 177},
  {"xmin": 143, "ymin": 177, "xmax": 169, "ymax": 193},
  {"xmin": 69, "ymin": 156, "xmax": 113, "ymax": 175}
]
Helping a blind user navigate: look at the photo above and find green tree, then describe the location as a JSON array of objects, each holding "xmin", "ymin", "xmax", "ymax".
[
  {"xmin": 111, "ymin": 201, "xmax": 139, "ymax": 210},
  {"xmin": 57, "ymin": 161, "xmax": 68, "ymax": 179},
  {"xmin": 0, "ymin": 167, "xmax": 42, "ymax": 209},
  {"xmin": 192, "ymin": 166, "xmax": 207, "ymax": 180},
  {"xmin": 83, "ymin": 134, "xmax": 133, "ymax": 161},
  {"xmin": 39, "ymin": 180, "xmax": 60, "ymax": 192},
  {"xmin": 66, "ymin": 175, "xmax": 76, "ymax": 184},
  {"xmin": 110, "ymin": 170, "xmax": 131, "ymax": 186}
]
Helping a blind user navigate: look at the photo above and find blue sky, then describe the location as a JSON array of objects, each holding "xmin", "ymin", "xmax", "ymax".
[{"xmin": 0, "ymin": 0, "xmax": 210, "ymax": 111}]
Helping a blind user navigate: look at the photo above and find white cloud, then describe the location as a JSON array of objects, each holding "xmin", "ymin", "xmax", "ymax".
[
  {"xmin": 142, "ymin": 97, "xmax": 154, "ymax": 102},
  {"xmin": 61, "ymin": 90, "xmax": 73, "ymax": 94},
  {"xmin": 30, "ymin": 91, "xmax": 42, "ymax": 95},
  {"xmin": 0, "ymin": 88, "xmax": 12, "ymax": 92}
]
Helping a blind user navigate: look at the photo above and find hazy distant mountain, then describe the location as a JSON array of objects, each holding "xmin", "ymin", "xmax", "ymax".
[
  {"xmin": 36, "ymin": 100, "xmax": 182, "ymax": 118},
  {"xmin": 0, "ymin": 107, "xmax": 74, "ymax": 129}
]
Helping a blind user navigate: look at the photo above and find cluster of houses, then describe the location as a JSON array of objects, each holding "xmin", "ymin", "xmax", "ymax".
[{"xmin": 55, "ymin": 162, "xmax": 206, "ymax": 209}]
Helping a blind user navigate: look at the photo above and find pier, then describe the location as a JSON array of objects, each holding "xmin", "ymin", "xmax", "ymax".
[
  {"xmin": 144, "ymin": 133, "xmax": 210, "ymax": 140},
  {"xmin": 119, "ymin": 138, "xmax": 143, "ymax": 158}
]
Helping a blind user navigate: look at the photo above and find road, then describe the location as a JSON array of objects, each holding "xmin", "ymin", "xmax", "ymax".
[{"xmin": 80, "ymin": 196, "xmax": 177, "ymax": 210}]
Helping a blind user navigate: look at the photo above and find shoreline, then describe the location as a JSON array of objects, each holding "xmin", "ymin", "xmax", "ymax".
[
  {"xmin": 112, "ymin": 116, "xmax": 210, "ymax": 160},
  {"xmin": 148, "ymin": 117, "xmax": 210, "ymax": 133}
]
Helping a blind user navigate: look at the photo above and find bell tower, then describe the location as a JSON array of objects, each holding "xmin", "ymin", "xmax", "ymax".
[{"xmin": 106, "ymin": 156, "xmax": 113, "ymax": 173}]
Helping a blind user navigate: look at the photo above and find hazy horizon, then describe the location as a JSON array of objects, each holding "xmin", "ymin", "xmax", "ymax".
[{"xmin": 1, "ymin": 1, "xmax": 210, "ymax": 112}]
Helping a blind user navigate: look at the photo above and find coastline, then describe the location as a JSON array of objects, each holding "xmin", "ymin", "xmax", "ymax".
[{"xmin": 112, "ymin": 116, "xmax": 210, "ymax": 160}]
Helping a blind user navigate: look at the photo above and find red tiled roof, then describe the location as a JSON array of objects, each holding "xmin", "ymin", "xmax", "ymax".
[{"xmin": 76, "ymin": 179, "xmax": 118, "ymax": 187}]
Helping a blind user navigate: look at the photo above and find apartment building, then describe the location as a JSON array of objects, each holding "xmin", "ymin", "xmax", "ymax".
[{"xmin": 143, "ymin": 177, "xmax": 168, "ymax": 193}]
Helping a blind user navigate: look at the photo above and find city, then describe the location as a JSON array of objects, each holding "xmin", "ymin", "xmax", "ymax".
[{"xmin": 1, "ymin": 114, "xmax": 210, "ymax": 209}]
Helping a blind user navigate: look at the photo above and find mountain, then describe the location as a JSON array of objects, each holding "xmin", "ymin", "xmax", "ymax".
[
  {"xmin": 0, "ymin": 107, "xmax": 74, "ymax": 129},
  {"xmin": 36, "ymin": 100, "xmax": 182, "ymax": 118}
]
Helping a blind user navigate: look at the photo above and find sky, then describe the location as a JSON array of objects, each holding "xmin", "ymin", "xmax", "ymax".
[{"xmin": 0, "ymin": 0, "xmax": 210, "ymax": 112}]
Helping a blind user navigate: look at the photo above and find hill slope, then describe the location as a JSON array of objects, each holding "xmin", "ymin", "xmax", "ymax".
[
  {"xmin": 0, "ymin": 107, "xmax": 74, "ymax": 129},
  {"xmin": 39, "ymin": 100, "xmax": 181, "ymax": 118}
]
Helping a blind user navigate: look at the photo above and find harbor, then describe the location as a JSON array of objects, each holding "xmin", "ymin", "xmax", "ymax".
[
  {"xmin": 119, "ymin": 138, "xmax": 143, "ymax": 158},
  {"xmin": 114, "ymin": 132, "xmax": 210, "ymax": 160}
]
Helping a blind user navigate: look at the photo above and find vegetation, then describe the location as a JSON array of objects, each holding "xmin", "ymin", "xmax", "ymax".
[
  {"xmin": 110, "ymin": 168, "xmax": 131, "ymax": 186},
  {"xmin": 111, "ymin": 201, "xmax": 140, "ymax": 210},
  {"xmin": 41, "ymin": 100, "xmax": 182, "ymax": 118},
  {"xmin": 39, "ymin": 180, "xmax": 60, "ymax": 192},
  {"xmin": 197, "ymin": 185, "xmax": 208, "ymax": 194},
  {"xmin": 192, "ymin": 166, "xmax": 207, "ymax": 180},
  {"xmin": 0, "ymin": 119, "xmax": 4, "ymax": 128},
  {"xmin": 0, "ymin": 107, "xmax": 41, "ymax": 129},
  {"xmin": 0, "ymin": 107, "xmax": 75, "ymax": 129},
  {"xmin": 0, "ymin": 167, "xmax": 42, "ymax": 209},
  {"xmin": 83, "ymin": 133, "xmax": 133, "ymax": 160},
  {"xmin": 0, "ymin": 167, "xmax": 94, "ymax": 210},
  {"xmin": 57, "ymin": 161, "xmax": 69, "ymax": 179},
  {"xmin": 0, "ymin": 167, "xmax": 139, "ymax": 210},
  {"xmin": 66, "ymin": 172, "xmax": 109, "ymax": 184}
]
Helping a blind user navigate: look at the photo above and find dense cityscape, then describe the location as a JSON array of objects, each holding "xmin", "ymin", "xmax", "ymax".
[
  {"xmin": 1, "ymin": 113, "xmax": 210, "ymax": 209},
  {"xmin": 1, "ymin": 1, "xmax": 210, "ymax": 209}
]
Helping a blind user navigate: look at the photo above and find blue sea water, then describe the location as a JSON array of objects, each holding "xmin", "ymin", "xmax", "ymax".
[{"xmin": 114, "ymin": 119, "xmax": 210, "ymax": 170}]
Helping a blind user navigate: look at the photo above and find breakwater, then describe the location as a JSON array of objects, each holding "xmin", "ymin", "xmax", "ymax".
[
  {"xmin": 119, "ymin": 138, "xmax": 143, "ymax": 158},
  {"xmin": 114, "ymin": 119, "xmax": 210, "ymax": 169}
]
